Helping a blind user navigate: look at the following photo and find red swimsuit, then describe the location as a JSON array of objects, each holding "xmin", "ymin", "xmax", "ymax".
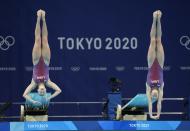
[
  {"xmin": 147, "ymin": 58, "xmax": 163, "ymax": 88},
  {"xmin": 32, "ymin": 57, "xmax": 49, "ymax": 83}
]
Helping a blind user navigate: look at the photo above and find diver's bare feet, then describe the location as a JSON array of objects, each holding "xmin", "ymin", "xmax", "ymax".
[
  {"xmin": 157, "ymin": 10, "xmax": 162, "ymax": 19},
  {"xmin": 37, "ymin": 9, "xmax": 42, "ymax": 18},
  {"xmin": 41, "ymin": 10, "xmax": 46, "ymax": 21},
  {"xmin": 153, "ymin": 11, "xmax": 158, "ymax": 19}
]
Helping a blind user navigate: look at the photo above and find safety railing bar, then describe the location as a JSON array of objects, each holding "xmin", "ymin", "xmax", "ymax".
[{"xmin": 0, "ymin": 98, "xmax": 185, "ymax": 105}]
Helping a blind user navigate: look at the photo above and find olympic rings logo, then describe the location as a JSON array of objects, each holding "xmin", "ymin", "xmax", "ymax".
[
  {"xmin": 180, "ymin": 36, "xmax": 190, "ymax": 50},
  {"xmin": 70, "ymin": 66, "xmax": 80, "ymax": 72},
  {"xmin": 0, "ymin": 36, "xmax": 15, "ymax": 51}
]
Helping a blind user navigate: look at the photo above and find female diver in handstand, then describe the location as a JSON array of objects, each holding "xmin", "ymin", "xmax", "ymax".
[{"xmin": 23, "ymin": 10, "xmax": 61, "ymax": 104}]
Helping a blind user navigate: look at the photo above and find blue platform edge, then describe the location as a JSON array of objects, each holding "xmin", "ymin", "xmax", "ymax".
[{"xmin": 5, "ymin": 121, "xmax": 190, "ymax": 131}]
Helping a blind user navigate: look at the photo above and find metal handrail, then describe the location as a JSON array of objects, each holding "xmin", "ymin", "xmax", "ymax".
[{"xmin": 0, "ymin": 97, "xmax": 185, "ymax": 105}]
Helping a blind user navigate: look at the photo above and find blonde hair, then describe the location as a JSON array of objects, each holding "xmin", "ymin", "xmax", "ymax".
[{"xmin": 38, "ymin": 83, "xmax": 46, "ymax": 89}]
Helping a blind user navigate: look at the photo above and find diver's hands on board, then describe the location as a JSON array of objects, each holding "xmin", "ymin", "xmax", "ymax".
[
  {"xmin": 150, "ymin": 115, "xmax": 160, "ymax": 120},
  {"xmin": 154, "ymin": 114, "xmax": 160, "ymax": 120}
]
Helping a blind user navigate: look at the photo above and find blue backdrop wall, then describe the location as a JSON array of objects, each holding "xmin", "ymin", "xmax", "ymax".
[{"xmin": 0, "ymin": 0, "xmax": 190, "ymax": 120}]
